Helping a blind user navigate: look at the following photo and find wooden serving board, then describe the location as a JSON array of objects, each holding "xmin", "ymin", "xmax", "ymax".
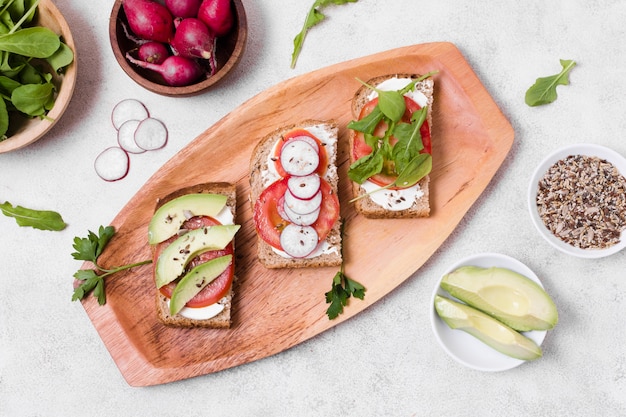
[{"xmin": 79, "ymin": 42, "xmax": 514, "ymax": 386}]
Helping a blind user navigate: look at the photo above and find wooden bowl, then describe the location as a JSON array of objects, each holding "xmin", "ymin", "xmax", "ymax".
[
  {"xmin": 0, "ymin": 0, "xmax": 77, "ymax": 154},
  {"xmin": 109, "ymin": 0, "xmax": 247, "ymax": 97}
]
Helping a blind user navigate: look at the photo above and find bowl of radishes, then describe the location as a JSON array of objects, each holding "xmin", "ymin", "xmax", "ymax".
[{"xmin": 109, "ymin": 0, "xmax": 247, "ymax": 96}]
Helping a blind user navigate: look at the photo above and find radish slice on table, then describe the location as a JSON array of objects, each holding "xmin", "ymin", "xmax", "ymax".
[
  {"xmin": 287, "ymin": 174, "xmax": 321, "ymax": 200},
  {"xmin": 284, "ymin": 189, "xmax": 322, "ymax": 215},
  {"xmin": 280, "ymin": 224, "xmax": 319, "ymax": 258},
  {"xmin": 134, "ymin": 117, "xmax": 168, "ymax": 150},
  {"xmin": 279, "ymin": 139, "xmax": 319, "ymax": 176},
  {"xmin": 111, "ymin": 99, "xmax": 149, "ymax": 130},
  {"xmin": 117, "ymin": 120, "xmax": 145, "ymax": 154},
  {"xmin": 94, "ymin": 147, "xmax": 130, "ymax": 181},
  {"xmin": 284, "ymin": 204, "xmax": 320, "ymax": 226}
]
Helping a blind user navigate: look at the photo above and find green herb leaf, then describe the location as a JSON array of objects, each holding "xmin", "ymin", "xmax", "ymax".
[
  {"xmin": 525, "ymin": 59, "xmax": 577, "ymax": 107},
  {"xmin": 0, "ymin": 26, "xmax": 60, "ymax": 57},
  {"xmin": 71, "ymin": 226, "xmax": 151, "ymax": 305},
  {"xmin": 290, "ymin": 0, "xmax": 358, "ymax": 69},
  {"xmin": 347, "ymin": 105, "xmax": 383, "ymax": 134},
  {"xmin": 392, "ymin": 106, "xmax": 427, "ymax": 173},
  {"xmin": 324, "ymin": 225, "xmax": 366, "ymax": 320},
  {"xmin": 395, "ymin": 153, "xmax": 432, "ymax": 188},
  {"xmin": 11, "ymin": 81, "xmax": 55, "ymax": 116},
  {"xmin": 46, "ymin": 42, "xmax": 74, "ymax": 73},
  {"xmin": 0, "ymin": 201, "xmax": 66, "ymax": 230},
  {"xmin": 347, "ymin": 149, "xmax": 384, "ymax": 184},
  {"xmin": 355, "ymin": 78, "xmax": 406, "ymax": 123}
]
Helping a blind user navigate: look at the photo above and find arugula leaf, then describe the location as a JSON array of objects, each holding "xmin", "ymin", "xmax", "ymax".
[
  {"xmin": 348, "ymin": 149, "xmax": 383, "ymax": 184},
  {"xmin": 392, "ymin": 107, "xmax": 427, "ymax": 174},
  {"xmin": 290, "ymin": 0, "xmax": 358, "ymax": 69},
  {"xmin": 324, "ymin": 225, "xmax": 366, "ymax": 320},
  {"xmin": 525, "ymin": 59, "xmax": 576, "ymax": 107},
  {"xmin": 347, "ymin": 105, "xmax": 383, "ymax": 134},
  {"xmin": 71, "ymin": 226, "xmax": 151, "ymax": 305},
  {"xmin": 0, "ymin": 201, "xmax": 66, "ymax": 230}
]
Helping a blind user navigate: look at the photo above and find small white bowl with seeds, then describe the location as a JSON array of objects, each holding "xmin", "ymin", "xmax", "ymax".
[{"xmin": 528, "ymin": 143, "xmax": 626, "ymax": 258}]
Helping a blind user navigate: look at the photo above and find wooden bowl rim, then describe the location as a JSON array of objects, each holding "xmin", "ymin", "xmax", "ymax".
[
  {"xmin": 109, "ymin": 0, "xmax": 247, "ymax": 97},
  {"xmin": 0, "ymin": 0, "xmax": 77, "ymax": 154}
]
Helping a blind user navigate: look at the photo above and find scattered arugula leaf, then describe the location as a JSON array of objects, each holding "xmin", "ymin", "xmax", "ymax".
[
  {"xmin": 71, "ymin": 226, "xmax": 151, "ymax": 305},
  {"xmin": 324, "ymin": 226, "xmax": 365, "ymax": 319},
  {"xmin": 0, "ymin": 200, "xmax": 66, "ymax": 230},
  {"xmin": 525, "ymin": 59, "xmax": 576, "ymax": 107},
  {"xmin": 290, "ymin": 0, "xmax": 358, "ymax": 69}
]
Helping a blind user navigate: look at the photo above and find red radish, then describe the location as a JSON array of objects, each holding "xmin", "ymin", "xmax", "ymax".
[
  {"xmin": 111, "ymin": 98, "xmax": 149, "ymax": 130},
  {"xmin": 134, "ymin": 117, "xmax": 168, "ymax": 150},
  {"xmin": 94, "ymin": 147, "xmax": 130, "ymax": 182},
  {"xmin": 123, "ymin": 0, "xmax": 174, "ymax": 43},
  {"xmin": 165, "ymin": 0, "xmax": 202, "ymax": 18},
  {"xmin": 279, "ymin": 224, "xmax": 319, "ymax": 258},
  {"xmin": 287, "ymin": 174, "xmax": 321, "ymax": 200},
  {"xmin": 283, "ymin": 203, "xmax": 320, "ymax": 227},
  {"xmin": 138, "ymin": 41, "xmax": 169, "ymax": 64},
  {"xmin": 280, "ymin": 139, "xmax": 320, "ymax": 177},
  {"xmin": 117, "ymin": 120, "xmax": 145, "ymax": 154},
  {"xmin": 170, "ymin": 18, "xmax": 215, "ymax": 59},
  {"xmin": 125, "ymin": 52, "xmax": 204, "ymax": 86},
  {"xmin": 198, "ymin": 0, "xmax": 233, "ymax": 37},
  {"xmin": 284, "ymin": 189, "xmax": 322, "ymax": 215}
]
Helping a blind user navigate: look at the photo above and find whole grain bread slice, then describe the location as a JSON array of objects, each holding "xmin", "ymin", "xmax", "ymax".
[
  {"xmin": 153, "ymin": 182, "xmax": 237, "ymax": 328},
  {"xmin": 249, "ymin": 120, "xmax": 342, "ymax": 269},
  {"xmin": 349, "ymin": 73, "xmax": 434, "ymax": 218}
]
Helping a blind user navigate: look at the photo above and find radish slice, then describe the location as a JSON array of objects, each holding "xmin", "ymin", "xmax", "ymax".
[
  {"xmin": 280, "ymin": 139, "xmax": 319, "ymax": 176},
  {"xmin": 287, "ymin": 174, "xmax": 321, "ymax": 200},
  {"xmin": 284, "ymin": 203, "xmax": 320, "ymax": 226},
  {"xmin": 286, "ymin": 135, "xmax": 319, "ymax": 153},
  {"xmin": 134, "ymin": 117, "xmax": 168, "ymax": 151},
  {"xmin": 284, "ymin": 189, "xmax": 322, "ymax": 215},
  {"xmin": 117, "ymin": 120, "xmax": 145, "ymax": 154},
  {"xmin": 111, "ymin": 99, "xmax": 149, "ymax": 130},
  {"xmin": 280, "ymin": 224, "xmax": 319, "ymax": 258},
  {"xmin": 94, "ymin": 147, "xmax": 130, "ymax": 181}
]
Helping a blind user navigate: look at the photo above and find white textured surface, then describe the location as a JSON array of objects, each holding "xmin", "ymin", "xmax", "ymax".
[{"xmin": 1, "ymin": 0, "xmax": 626, "ymax": 416}]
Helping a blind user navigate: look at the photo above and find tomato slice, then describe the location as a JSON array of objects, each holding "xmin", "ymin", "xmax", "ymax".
[
  {"xmin": 352, "ymin": 96, "xmax": 431, "ymax": 187},
  {"xmin": 154, "ymin": 215, "xmax": 234, "ymax": 308},
  {"xmin": 253, "ymin": 176, "xmax": 339, "ymax": 251},
  {"xmin": 273, "ymin": 129, "xmax": 328, "ymax": 178}
]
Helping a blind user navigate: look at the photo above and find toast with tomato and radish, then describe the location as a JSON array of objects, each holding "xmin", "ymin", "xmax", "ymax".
[
  {"xmin": 348, "ymin": 72, "xmax": 436, "ymax": 218},
  {"xmin": 148, "ymin": 182, "xmax": 240, "ymax": 328},
  {"xmin": 249, "ymin": 120, "xmax": 342, "ymax": 268}
]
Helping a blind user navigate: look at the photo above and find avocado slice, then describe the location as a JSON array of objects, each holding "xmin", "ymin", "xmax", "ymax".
[
  {"xmin": 434, "ymin": 295, "xmax": 542, "ymax": 361},
  {"xmin": 148, "ymin": 193, "xmax": 228, "ymax": 244},
  {"xmin": 440, "ymin": 266, "xmax": 558, "ymax": 331},
  {"xmin": 155, "ymin": 224, "xmax": 240, "ymax": 289},
  {"xmin": 169, "ymin": 254, "xmax": 233, "ymax": 316}
]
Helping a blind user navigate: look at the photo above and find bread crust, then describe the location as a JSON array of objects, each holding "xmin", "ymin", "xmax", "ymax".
[
  {"xmin": 349, "ymin": 73, "xmax": 434, "ymax": 218},
  {"xmin": 153, "ymin": 182, "xmax": 237, "ymax": 328},
  {"xmin": 249, "ymin": 120, "xmax": 342, "ymax": 269}
]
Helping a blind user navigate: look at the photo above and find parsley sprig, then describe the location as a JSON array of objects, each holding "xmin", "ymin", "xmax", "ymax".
[
  {"xmin": 71, "ymin": 225, "xmax": 151, "ymax": 305},
  {"xmin": 324, "ymin": 227, "xmax": 365, "ymax": 319}
]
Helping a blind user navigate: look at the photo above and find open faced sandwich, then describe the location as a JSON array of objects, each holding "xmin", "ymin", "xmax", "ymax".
[
  {"xmin": 148, "ymin": 182, "xmax": 239, "ymax": 328},
  {"xmin": 348, "ymin": 72, "xmax": 435, "ymax": 218},
  {"xmin": 249, "ymin": 120, "xmax": 342, "ymax": 268}
]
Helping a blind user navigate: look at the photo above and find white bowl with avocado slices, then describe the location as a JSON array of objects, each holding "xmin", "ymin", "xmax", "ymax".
[
  {"xmin": 430, "ymin": 253, "xmax": 554, "ymax": 372},
  {"xmin": 528, "ymin": 143, "xmax": 626, "ymax": 259}
]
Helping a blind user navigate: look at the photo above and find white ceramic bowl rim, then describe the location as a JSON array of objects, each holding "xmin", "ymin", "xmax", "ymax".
[
  {"xmin": 527, "ymin": 143, "xmax": 626, "ymax": 259},
  {"xmin": 429, "ymin": 252, "xmax": 548, "ymax": 372}
]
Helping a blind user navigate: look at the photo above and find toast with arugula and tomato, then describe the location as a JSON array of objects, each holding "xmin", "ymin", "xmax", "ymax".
[
  {"xmin": 249, "ymin": 120, "xmax": 342, "ymax": 268},
  {"xmin": 348, "ymin": 73, "xmax": 435, "ymax": 218},
  {"xmin": 149, "ymin": 182, "xmax": 240, "ymax": 328}
]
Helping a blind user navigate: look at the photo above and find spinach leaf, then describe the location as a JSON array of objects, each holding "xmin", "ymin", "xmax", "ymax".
[
  {"xmin": 395, "ymin": 153, "xmax": 432, "ymax": 188},
  {"xmin": 0, "ymin": 201, "xmax": 66, "ymax": 231},
  {"xmin": 47, "ymin": 42, "xmax": 74, "ymax": 72},
  {"xmin": 348, "ymin": 150, "xmax": 384, "ymax": 184},
  {"xmin": 0, "ymin": 26, "xmax": 60, "ymax": 58},
  {"xmin": 0, "ymin": 97, "xmax": 8, "ymax": 137},
  {"xmin": 11, "ymin": 81, "xmax": 55, "ymax": 116},
  {"xmin": 525, "ymin": 59, "xmax": 576, "ymax": 107}
]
